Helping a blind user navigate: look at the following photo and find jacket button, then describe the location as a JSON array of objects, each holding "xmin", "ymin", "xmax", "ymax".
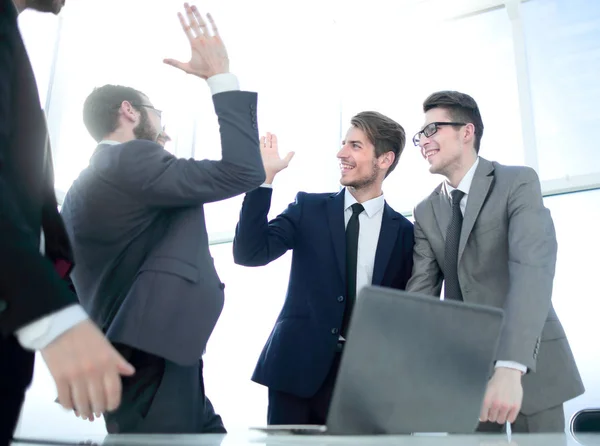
[
  {"xmin": 337, "ymin": 296, "xmax": 344, "ymax": 302},
  {"xmin": 331, "ymin": 328, "xmax": 339, "ymax": 335},
  {"xmin": 219, "ymin": 283, "xmax": 225, "ymax": 290},
  {"xmin": 0, "ymin": 300, "xmax": 6, "ymax": 312}
]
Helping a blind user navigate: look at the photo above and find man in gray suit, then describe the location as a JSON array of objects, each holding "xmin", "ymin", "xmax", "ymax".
[
  {"xmin": 407, "ymin": 90, "xmax": 584, "ymax": 432},
  {"xmin": 60, "ymin": 4, "xmax": 265, "ymax": 433}
]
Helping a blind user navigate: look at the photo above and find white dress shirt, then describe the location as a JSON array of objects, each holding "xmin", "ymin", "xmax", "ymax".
[
  {"xmin": 444, "ymin": 157, "xmax": 526, "ymax": 374},
  {"xmin": 15, "ymin": 73, "xmax": 241, "ymax": 351},
  {"xmin": 343, "ymin": 188, "xmax": 385, "ymax": 296}
]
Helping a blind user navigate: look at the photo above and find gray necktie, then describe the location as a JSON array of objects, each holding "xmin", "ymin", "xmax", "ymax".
[{"xmin": 444, "ymin": 189, "xmax": 465, "ymax": 301}]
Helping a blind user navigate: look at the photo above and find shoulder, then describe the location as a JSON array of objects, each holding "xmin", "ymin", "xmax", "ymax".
[
  {"xmin": 294, "ymin": 191, "xmax": 339, "ymax": 203},
  {"xmin": 489, "ymin": 159, "xmax": 539, "ymax": 182},
  {"xmin": 412, "ymin": 183, "xmax": 443, "ymax": 219}
]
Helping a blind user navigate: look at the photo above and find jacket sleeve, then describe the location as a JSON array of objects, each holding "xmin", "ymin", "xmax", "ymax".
[
  {"xmin": 97, "ymin": 91, "xmax": 266, "ymax": 207},
  {"xmin": 233, "ymin": 187, "xmax": 303, "ymax": 266},
  {"xmin": 0, "ymin": 14, "xmax": 77, "ymax": 336}
]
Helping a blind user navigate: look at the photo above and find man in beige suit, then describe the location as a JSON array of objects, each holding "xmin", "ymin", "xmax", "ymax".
[{"xmin": 407, "ymin": 90, "xmax": 584, "ymax": 433}]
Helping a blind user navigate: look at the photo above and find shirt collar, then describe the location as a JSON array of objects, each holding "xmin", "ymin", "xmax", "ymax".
[
  {"xmin": 444, "ymin": 157, "xmax": 480, "ymax": 197},
  {"xmin": 98, "ymin": 140, "xmax": 121, "ymax": 146},
  {"xmin": 344, "ymin": 188, "xmax": 385, "ymax": 218}
]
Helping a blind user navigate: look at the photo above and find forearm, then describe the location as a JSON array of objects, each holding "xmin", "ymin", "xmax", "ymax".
[{"xmin": 233, "ymin": 187, "xmax": 296, "ymax": 266}]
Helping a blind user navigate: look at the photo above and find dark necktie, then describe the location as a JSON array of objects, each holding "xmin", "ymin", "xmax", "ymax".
[
  {"xmin": 444, "ymin": 189, "xmax": 465, "ymax": 301},
  {"xmin": 341, "ymin": 203, "xmax": 365, "ymax": 337}
]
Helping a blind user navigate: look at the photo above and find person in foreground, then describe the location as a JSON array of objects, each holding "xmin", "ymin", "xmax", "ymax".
[
  {"xmin": 406, "ymin": 90, "xmax": 585, "ymax": 432},
  {"xmin": 233, "ymin": 113, "xmax": 414, "ymax": 425},
  {"xmin": 60, "ymin": 3, "xmax": 265, "ymax": 433},
  {"xmin": 0, "ymin": 0, "xmax": 135, "ymax": 442}
]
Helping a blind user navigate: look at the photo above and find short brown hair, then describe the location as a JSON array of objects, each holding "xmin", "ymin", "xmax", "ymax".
[
  {"xmin": 350, "ymin": 111, "xmax": 406, "ymax": 177},
  {"xmin": 83, "ymin": 85, "xmax": 146, "ymax": 142},
  {"xmin": 423, "ymin": 91, "xmax": 484, "ymax": 153}
]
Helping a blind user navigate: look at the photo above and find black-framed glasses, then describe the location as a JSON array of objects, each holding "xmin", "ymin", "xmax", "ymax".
[
  {"xmin": 133, "ymin": 103, "xmax": 162, "ymax": 119},
  {"xmin": 114, "ymin": 102, "xmax": 163, "ymax": 119},
  {"xmin": 412, "ymin": 121, "xmax": 466, "ymax": 146}
]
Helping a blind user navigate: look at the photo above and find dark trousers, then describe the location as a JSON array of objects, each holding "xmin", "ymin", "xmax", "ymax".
[
  {"xmin": 267, "ymin": 350, "xmax": 342, "ymax": 425},
  {"xmin": 0, "ymin": 336, "xmax": 35, "ymax": 445},
  {"xmin": 104, "ymin": 345, "xmax": 225, "ymax": 434},
  {"xmin": 477, "ymin": 404, "xmax": 565, "ymax": 433}
]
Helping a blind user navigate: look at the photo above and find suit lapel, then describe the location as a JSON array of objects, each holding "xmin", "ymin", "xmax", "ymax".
[
  {"xmin": 372, "ymin": 204, "xmax": 401, "ymax": 286},
  {"xmin": 458, "ymin": 158, "xmax": 495, "ymax": 263},
  {"xmin": 431, "ymin": 184, "xmax": 451, "ymax": 242},
  {"xmin": 327, "ymin": 190, "xmax": 346, "ymax": 283}
]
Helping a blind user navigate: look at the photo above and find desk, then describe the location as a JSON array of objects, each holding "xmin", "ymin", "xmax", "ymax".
[{"xmin": 10, "ymin": 431, "xmax": 600, "ymax": 446}]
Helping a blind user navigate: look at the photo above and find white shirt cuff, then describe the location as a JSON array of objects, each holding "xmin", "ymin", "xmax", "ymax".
[
  {"xmin": 206, "ymin": 73, "xmax": 240, "ymax": 95},
  {"xmin": 495, "ymin": 360, "xmax": 527, "ymax": 374},
  {"xmin": 15, "ymin": 305, "xmax": 89, "ymax": 351},
  {"xmin": 260, "ymin": 183, "xmax": 273, "ymax": 188}
]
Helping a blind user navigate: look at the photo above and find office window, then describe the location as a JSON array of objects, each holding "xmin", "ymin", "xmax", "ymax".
[
  {"xmin": 543, "ymin": 189, "xmax": 600, "ymax": 424},
  {"xmin": 522, "ymin": 0, "xmax": 600, "ymax": 181}
]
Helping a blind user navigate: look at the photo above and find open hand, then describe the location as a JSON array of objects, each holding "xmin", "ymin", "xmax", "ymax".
[
  {"xmin": 261, "ymin": 132, "xmax": 294, "ymax": 184},
  {"xmin": 164, "ymin": 3, "xmax": 229, "ymax": 79}
]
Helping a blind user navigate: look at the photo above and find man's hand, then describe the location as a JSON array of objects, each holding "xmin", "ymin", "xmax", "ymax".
[
  {"xmin": 261, "ymin": 132, "xmax": 294, "ymax": 184},
  {"xmin": 164, "ymin": 3, "xmax": 229, "ymax": 79},
  {"xmin": 41, "ymin": 320, "xmax": 135, "ymax": 421},
  {"xmin": 479, "ymin": 367, "xmax": 523, "ymax": 425}
]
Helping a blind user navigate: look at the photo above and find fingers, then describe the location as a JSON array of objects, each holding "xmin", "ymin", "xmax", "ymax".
[
  {"xmin": 55, "ymin": 376, "xmax": 74, "ymax": 412},
  {"xmin": 71, "ymin": 377, "xmax": 93, "ymax": 420},
  {"xmin": 178, "ymin": 3, "xmax": 211, "ymax": 40},
  {"xmin": 177, "ymin": 11, "xmax": 195, "ymax": 42},
  {"xmin": 506, "ymin": 405, "xmax": 519, "ymax": 424},
  {"xmin": 191, "ymin": 5, "xmax": 210, "ymax": 36},
  {"xmin": 284, "ymin": 151, "xmax": 295, "ymax": 165},
  {"xmin": 479, "ymin": 400, "xmax": 490, "ymax": 423},
  {"xmin": 87, "ymin": 375, "xmax": 106, "ymax": 419},
  {"xmin": 207, "ymin": 13, "xmax": 219, "ymax": 36},
  {"xmin": 163, "ymin": 58, "xmax": 189, "ymax": 73}
]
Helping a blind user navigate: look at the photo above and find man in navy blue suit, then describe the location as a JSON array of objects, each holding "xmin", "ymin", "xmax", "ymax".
[{"xmin": 233, "ymin": 112, "xmax": 414, "ymax": 425}]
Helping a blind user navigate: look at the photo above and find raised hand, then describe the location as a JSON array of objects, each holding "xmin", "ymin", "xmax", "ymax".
[
  {"xmin": 261, "ymin": 132, "xmax": 295, "ymax": 184},
  {"xmin": 164, "ymin": 3, "xmax": 229, "ymax": 79}
]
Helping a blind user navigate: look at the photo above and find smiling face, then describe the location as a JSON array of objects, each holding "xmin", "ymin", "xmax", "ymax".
[
  {"xmin": 337, "ymin": 127, "xmax": 380, "ymax": 190},
  {"xmin": 418, "ymin": 108, "xmax": 475, "ymax": 179}
]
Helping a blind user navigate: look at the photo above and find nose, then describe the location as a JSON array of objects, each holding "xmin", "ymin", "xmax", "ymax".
[{"xmin": 337, "ymin": 144, "xmax": 349, "ymax": 158}]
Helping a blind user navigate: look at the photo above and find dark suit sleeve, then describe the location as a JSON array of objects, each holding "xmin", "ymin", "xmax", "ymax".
[
  {"xmin": 232, "ymin": 187, "xmax": 302, "ymax": 266},
  {"xmin": 100, "ymin": 91, "xmax": 265, "ymax": 207},
  {"xmin": 0, "ymin": 16, "xmax": 77, "ymax": 336},
  {"xmin": 497, "ymin": 167, "xmax": 557, "ymax": 370},
  {"xmin": 391, "ymin": 220, "xmax": 415, "ymax": 289}
]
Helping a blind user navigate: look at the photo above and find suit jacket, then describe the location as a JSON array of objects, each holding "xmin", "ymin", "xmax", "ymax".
[
  {"xmin": 233, "ymin": 187, "xmax": 414, "ymax": 398},
  {"xmin": 60, "ymin": 91, "xmax": 265, "ymax": 366},
  {"xmin": 0, "ymin": 0, "xmax": 77, "ymax": 338},
  {"xmin": 406, "ymin": 157, "xmax": 585, "ymax": 415}
]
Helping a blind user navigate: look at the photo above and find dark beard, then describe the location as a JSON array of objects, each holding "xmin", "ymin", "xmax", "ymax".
[
  {"xmin": 27, "ymin": 0, "xmax": 64, "ymax": 14},
  {"xmin": 133, "ymin": 109, "xmax": 158, "ymax": 142}
]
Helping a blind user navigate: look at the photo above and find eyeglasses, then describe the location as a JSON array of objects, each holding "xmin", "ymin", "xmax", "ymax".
[
  {"xmin": 412, "ymin": 121, "xmax": 466, "ymax": 146},
  {"xmin": 132, "ymin": 103, "xmax": 162, "ymax": 119}
]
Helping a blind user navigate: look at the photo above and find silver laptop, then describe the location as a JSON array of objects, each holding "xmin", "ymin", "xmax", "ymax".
[{"xmin": 254, "ymin": 285, "xmax": 504, "ymax": 435}]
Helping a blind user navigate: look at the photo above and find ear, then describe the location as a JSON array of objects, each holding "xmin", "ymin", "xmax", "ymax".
[
  {"xmin": 463, "ymin": 122, "xmax": 476, "ymax": 145},
  {"xmin": 120, "ymin": 100, "xmax": 139, "ymax": 123},
  {"xmin": 379, "ymin": 151, "xmax": 395, "ymax": 170}
]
